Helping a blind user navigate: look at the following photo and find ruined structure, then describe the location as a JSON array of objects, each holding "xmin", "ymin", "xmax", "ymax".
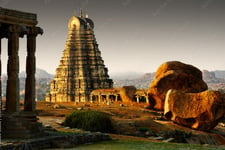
[
  {"xmin": 0, "ymin": 7, "xmax": 43, "ymax": 138},
  {"xmin": 46, "ymin": 11, "xmax": 113, "ymax": 103},
  {"xmin": 90, "ymin": 88, "xmax": 149, "ymax": 103}
]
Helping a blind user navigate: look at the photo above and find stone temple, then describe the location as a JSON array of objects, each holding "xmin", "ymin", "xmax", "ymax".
[{"xmin": 46, "ymin": 11, "xmax": 113, "ymax": 103}]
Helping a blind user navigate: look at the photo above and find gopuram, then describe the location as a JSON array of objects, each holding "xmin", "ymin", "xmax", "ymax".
[
  {"xmin": 46, "ymin": 10, "xmax": 113, "ymax": 103},
  {"xmin": 0, "ymin": 7, "xmax": 43, "ymax": 138}
]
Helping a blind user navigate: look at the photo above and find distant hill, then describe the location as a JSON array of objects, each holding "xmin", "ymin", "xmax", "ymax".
[
  {"xmin": 202, "ymin": 70, "xmax": 225, "ymax": 90},
  {"xmin": 113, "ymin": 70, "xmax": 225, "ymax": 90},
  {"xmin": 2, "ymin": 68, "xmax": 54, "ymax": 100},
  {"xmin": 214, "ymin": 70, "xmax": 225, "ymax": 79},
  {"xmin": 112, "ymin": 72, "xmax": 155, "ymax": 89},
  {"xmin": 19, "ymin": 68, "xmax": 54, "ymax": 79},
  {"xmin": 202, "ymin": 70, "xmax": 225, "ymax": 83},
  {"xmin": 110, "ymin": 72, "xmax": 145, "ymax": 80},
  {"xmin": 2, "ymin": 69, "xmax": 225, "ymax": 100}
]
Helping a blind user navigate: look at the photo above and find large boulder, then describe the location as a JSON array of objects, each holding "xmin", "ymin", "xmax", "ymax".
[
  {"xmin": 119, "ymin": 86, "xmax": 136, "ymax": 103},
  {"xmin": 147, "ymin": 61, "xmax": 208, "ymax": 110},
  {"xmin": 164, "ymin": 89, "xmax": 225, "ymax": 131}
]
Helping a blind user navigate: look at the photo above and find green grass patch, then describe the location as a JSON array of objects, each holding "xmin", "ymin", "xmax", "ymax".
[{"xmin": 68, "ymin": 140, "xmax": 225, "ymax": 150}]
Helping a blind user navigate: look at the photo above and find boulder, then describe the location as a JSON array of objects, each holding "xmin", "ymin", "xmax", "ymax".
[
  {"xmin": 119, "ymin": 86, "xmax": 136, "ymax": 103},
  {"xmin": 164, "ymin": 89, "xmax": 225, "ymax": 131},
  {"xmin": 147, "ymin": 61, "xmax": 207, "ymax": 110}
]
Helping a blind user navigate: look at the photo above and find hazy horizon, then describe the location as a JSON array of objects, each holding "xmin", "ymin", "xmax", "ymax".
[{"xmin": 1, "ymin": 0, "xmax": 225, "ymax": 75}]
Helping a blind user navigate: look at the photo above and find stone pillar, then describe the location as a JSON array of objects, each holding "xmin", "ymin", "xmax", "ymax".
[
  {"xmin": 99, "ymin": 94, "xmax": 103, "ymax": 103},
  {"xmin": 24, "ymin": 27, "xmax": 37, "ymax": 111},
  {"xmin": 89, "ymin": 94, "xmax": 93, "ymax": 103},
  {"xmin": 145, "ymin": 96, "xmax": 149, "ymax": 104},
  {"xmin": 115, "ymin": 95, "xmax": 118, "ymax": 102},
  {"xmin": 0, "ymin": 38, "xmax": 2, "ymax": 110},
  {"xmin": 106, "ymin": 94, "xmax": 109, "ymax": 101},
  {"xmin": 6, "ymin": 25, "xmax": 20, "ymax": 113},
  {"xmin": 136, "ymin": 95, "xmax": 140, "ymax": 103}
]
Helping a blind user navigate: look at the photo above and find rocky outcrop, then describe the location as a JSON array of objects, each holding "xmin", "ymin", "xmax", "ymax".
[
  {"xmin": 202, "ymin": 70, "xmax": 225, "ymax": 83},
  {"xmin": 119, "ymin": 86, "xmax": 137, "ymax": 103},
  {"xmin": 147, "ymin": 61, "xmax": 208, "ymax": 110},
  {"xmin": 164, "ymin": 89, "xmax": 225, "ymax": 131}
]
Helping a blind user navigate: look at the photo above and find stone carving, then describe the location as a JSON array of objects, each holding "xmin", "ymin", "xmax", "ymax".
[
  {"xmin": 147, "ymin": 61, "xmax": 208, "ymax": 110},
  {"xmin": 46, "ymin": 11, "xmax": 113, "ymax": 103},
  {"xmin": 164, "ymin": 89, "xmax": 225, "ymax": 131}
]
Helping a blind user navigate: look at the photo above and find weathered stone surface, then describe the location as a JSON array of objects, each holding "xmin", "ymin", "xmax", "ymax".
[
  {"xmin": 164, "ymin": 89, "xmax": 225, "ymax": 131},
  {"xmin": 147, "ymin": 61, "xmax": 208, "ymax": 110}
]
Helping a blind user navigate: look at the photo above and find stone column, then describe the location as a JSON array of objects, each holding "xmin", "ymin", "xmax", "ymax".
[
  {"xmin": 106, "ymin": 94, "xmax": 109, "ymax": 101},
  {"xmin": 6, "ymin": 25, "xmax": 20, "ymax": 113},
  {"xmin": 115, "ymin": 95, "xmax": 118, "ymax": 102},
  {"xmin": 98, "ymin": 94, "xmax": 101, "ymax": 103},
  {"xmin": 0, "ymin": 38, "xmax": 2, "ymax": 110},
  {"xmin": 136, "ymin": 95, "xmax": 140, "ymax": 103},
  {"xmin": 24, "ymin": 27, "xmax": 37, "ymax": 111},
  {"xmin": 145, "ymin": 96, "xmax": 149, "ymax": 104}
]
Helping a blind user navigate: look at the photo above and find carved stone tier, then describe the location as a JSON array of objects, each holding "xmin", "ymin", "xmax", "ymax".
[{"xmin": 46, "ymin": 13, "xmax": 113, "ymax": 103}]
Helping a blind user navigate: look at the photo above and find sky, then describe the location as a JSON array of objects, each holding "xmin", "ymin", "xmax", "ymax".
[{"xmin": 1, "ymin": 0, "xmax": 225, "ymax": 75}]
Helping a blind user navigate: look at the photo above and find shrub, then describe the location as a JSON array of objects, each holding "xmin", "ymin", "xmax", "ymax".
[
  {"xmin": 63, "ymin": 110, "xmax": 114, "ymax": 133},
  {"xmin": 138, "ymin": 127, "xmax": 149, "ymax": 132}
]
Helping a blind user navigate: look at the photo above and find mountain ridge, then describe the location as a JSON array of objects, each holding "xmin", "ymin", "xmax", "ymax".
[{"xmin": 1, "ymin": 68, "xmax": 225, "ymax": 100}]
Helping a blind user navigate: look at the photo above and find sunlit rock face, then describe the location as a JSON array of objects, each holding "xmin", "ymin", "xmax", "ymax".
[
  {"xmin": 119, "ymin": 86, "xmax": 137, "ymax": 103},
  {"xmin": 147, "ymin": 61, "xmax": 208, "ymax": 110},
  {"xmin": 164, "ymin": 89, "xmax": 225, "ymax": 131}
]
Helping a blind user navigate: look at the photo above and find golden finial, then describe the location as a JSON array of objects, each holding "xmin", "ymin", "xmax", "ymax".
[{"xmin": 85, "ymin": 12, "xmax": 89, "ymax": 18}]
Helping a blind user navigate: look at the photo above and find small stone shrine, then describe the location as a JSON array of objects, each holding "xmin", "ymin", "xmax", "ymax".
[{"xmin": 46, "ymin": 10, "xmax": 113, "ymax": 102}]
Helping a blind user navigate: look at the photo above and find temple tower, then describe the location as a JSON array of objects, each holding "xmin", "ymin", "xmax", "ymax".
[{"xmin": 46, "ymin": 11, "xmax": 113, "ymax": 102}]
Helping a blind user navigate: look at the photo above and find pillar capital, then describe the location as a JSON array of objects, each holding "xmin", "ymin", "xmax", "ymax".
[
  {"xmin": 8, "ymin": 24, "xmax": 28, "ymax": 37},
  {"xmin": 28, "ymin": 26, "xmax": 43, "ymax": 36}
]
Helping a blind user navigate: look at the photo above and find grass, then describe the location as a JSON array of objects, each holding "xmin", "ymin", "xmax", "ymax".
[{"xmin": 65, "ymin": 140, "xmax": 225, "ymax": 150}]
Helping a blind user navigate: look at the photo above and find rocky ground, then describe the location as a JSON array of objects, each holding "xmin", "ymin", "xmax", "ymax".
[{"xmin": 35, "ymin": 101, "xmax": 225, "ymax": 146}]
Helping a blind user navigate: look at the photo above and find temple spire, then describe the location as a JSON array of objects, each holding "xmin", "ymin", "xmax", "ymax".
[
  {"xmin": 45, "ymin": 15, "xmax": 113, "ymax": 103},
  {"xmin": 80, "ymin": 8, "xmax": 83, "ymax": 18}
]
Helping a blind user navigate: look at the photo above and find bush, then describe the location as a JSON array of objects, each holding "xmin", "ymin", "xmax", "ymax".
[
  {"xmin": 138, "ymin": 127, "xmax": 149, "ymax": 132},
  {"xmin": 63, "ymin": 110, "xmax": 114, "ymax": 133}
]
